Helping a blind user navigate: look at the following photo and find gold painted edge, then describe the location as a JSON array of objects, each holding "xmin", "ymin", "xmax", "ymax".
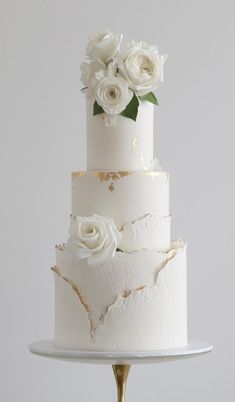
[
  {"xmin": 72, "ymin": 170, "xmax": 169, "ymax": 177},
  {"xmin": 72, "ymin": 170, "xmax": 169, "ymax": 192},
  {"xmin": 72, "ymin": 171, "xmax": 86, "ymax": 178}
]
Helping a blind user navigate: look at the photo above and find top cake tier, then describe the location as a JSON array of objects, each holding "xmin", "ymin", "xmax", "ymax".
[
  {"xmin": 86, "ymin": 99, "xmax": 154, "ymax": 171},
  {"xmin": 81, "ymin": 30, "xmax": 167, "ymax": 171}
]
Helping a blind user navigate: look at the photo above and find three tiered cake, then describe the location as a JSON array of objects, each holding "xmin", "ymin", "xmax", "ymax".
[{"xmin": 52, "ymin": 30, "xmax": 187, "ymax": 351}]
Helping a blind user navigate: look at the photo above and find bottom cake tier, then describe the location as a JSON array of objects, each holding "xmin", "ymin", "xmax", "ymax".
[{"xmin": 53, "ymin": 241, "xmax": 187, "ymax": 351}]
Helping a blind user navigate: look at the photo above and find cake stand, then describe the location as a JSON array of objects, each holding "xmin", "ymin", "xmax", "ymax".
[{"xmin": 29, "ymin": 339, "xmax": 213, "ymax": 402}]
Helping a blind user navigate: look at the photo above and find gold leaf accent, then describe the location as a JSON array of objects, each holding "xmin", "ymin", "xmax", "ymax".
[
  {"xmin": 93, "ymin": 171, "xmax": 132, "ymax": 192},
  {"xmin": 132, "ymin": 137, "xmax": 139, "ymax": 150},
  {"xmin": 93, "ymin": 171, "xmax": 131, "ymax": 182},
  {"xmin": 72, "ymin": 172, "xmax": 85, "ymax": 179},
  {"xmin": 108, "ymin": 183, "xmax": 115, "ymax": 192}
]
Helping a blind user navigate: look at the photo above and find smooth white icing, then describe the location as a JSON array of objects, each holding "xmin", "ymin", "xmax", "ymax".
[
  {"xmin": 54, "ymin": 241, "xmax": 187, "ymax": 351},
  {"xmin": 86, "ymin": 98, "xmax": 154, "ymax": 171},
  {"xmin": 71, "ymin": 171, "xmax": 169, "ymax": 226}
]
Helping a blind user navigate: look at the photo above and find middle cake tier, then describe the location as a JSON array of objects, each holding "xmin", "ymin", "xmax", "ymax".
[{"xmin": 72, "ymin": 171, "xmax": 171, "ymax": 251}]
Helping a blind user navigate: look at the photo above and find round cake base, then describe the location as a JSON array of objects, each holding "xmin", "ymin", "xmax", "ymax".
[{"xmin": 29, "ymin": 339, "xmax": 213, "ymax": 365}]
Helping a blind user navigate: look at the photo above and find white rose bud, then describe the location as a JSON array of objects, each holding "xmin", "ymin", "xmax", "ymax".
[
  {"xmin": 118, "ymin": 41, "xmax": 168, "ymax": 96},
  {"xmin": 86, "ymin": 30, "xmax": 123, "ymax": 64},
  {"xmin": 67, "ymin": 215, "xmax": 121, "ymax": 267}
]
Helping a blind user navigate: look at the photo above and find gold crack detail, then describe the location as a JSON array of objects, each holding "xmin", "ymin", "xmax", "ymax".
[
  {"xmin": 118, "ymin": 213, "xmax": 171, "ymax": 232},
  {"xmin": 122, "ymin": 285, "xmax": 145, "ymax": 298},
  {"xmin": 52, "ymin": 243, "xmax": 184, "ymax": 339},
  {"xmin": 51, "ymin": 266, "xmax": 94, "ymax": 334},
  {"xmin": 92, "ymin": 244, "xmax": 184, "ymax": 335}
]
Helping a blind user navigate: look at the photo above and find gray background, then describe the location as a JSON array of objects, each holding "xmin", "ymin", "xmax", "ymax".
[{"xmin": 0, "ymin": 0, "xmax": 234, "ymax": 401}]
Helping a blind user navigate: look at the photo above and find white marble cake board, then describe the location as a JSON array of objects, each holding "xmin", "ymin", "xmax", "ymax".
[{"xmin": 29, "ymin": 339, "xmax": 213, "ymax": 365}]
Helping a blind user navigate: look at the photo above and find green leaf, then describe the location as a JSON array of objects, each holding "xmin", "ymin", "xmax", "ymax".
[
  {"xmin": 93, "ymin": 101, "xmax": 105, "ymax": 116},
  {"xmin": 139, "ymin": 92, "xmax": 158, "ymax": 105},
  {"xmin": 120, "ymin": 93, "xmax": 139, "ymax": 121}
]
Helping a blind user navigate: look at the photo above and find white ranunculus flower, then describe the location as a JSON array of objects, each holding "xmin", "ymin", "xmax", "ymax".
[
  {"xmin": 118, "ymin": 41, "xmax": 168, "ymax": 96},
  {"xmin": 95, "ymin": 73, "xmax": 133, "ymax": 116},
  {"xmin": 86, "ymin": 29, "xmax": 123, "ymax": 64},
  {"xmin": 67, "ymin": 215, "xmax": 121, "ymax": 267}
]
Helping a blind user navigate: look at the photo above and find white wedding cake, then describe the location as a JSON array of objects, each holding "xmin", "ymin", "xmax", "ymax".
[{"xmin": 52, "ymin": 30, "xmax": 187, "ymax": 351}]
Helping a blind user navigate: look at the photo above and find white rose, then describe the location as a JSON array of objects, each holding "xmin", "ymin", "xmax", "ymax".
[
  {"xmin": 80, "ymin": 59, "xmax": 107, "ymax": 99},
  {"xmin": 94, "ymin": 62, "xmax": 133, "ymax": 117},
  {"xmin": 86, "ymin": 29, "xmax": 123, "ymax": 64},
  {"xmin": 80, "ymin": 59, "xmax": 106, "ymax": 87},
  {"xmin": 118, "ymin": 41, "xmax": 168, "ymax": 96},
  {"xmin": 67, "ymin": 215, "xmax": 121, "ymax": 267}
]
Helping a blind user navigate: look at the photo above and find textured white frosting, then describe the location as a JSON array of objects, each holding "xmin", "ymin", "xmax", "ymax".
[
  {"xmin": 72, "ymin": 171, "xmax": 169, "ymax": 226},
  {"xmin": 119, "ymin": 214, "xmax": 171, "ymax": 252},
  {"xmin": 54, "ymin": 241, "xmax": 187, "ymax": 351},
  {"xmin": 86, "ymin": 99, "xmax": 154, "ymax": 171}
]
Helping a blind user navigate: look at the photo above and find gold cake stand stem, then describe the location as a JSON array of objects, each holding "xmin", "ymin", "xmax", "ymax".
[{"xmin": 112, "ymin": 365, "xmax": 131, "ymax": 402}]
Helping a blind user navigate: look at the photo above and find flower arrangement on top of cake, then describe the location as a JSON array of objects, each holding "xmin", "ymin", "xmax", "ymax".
[{"xmin": 80, "ymin": 29, "xmax": 168, "ymax": 126}]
